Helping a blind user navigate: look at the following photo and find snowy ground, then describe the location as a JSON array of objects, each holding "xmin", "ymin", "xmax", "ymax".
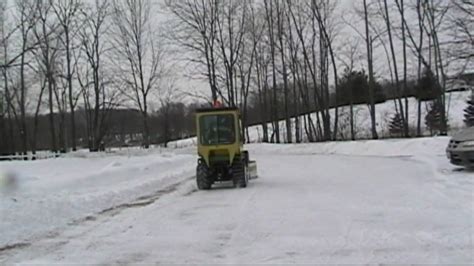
[
  {"xmin": 0, "ymin": 148, "xmax": 196, "ymax": 249},
  {"xmin": 0, "ymin": 137, "xmax": 473, "ymax": 264}
]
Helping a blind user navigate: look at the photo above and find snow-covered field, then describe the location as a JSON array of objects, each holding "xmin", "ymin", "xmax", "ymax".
[{"xmin": 1, "ymin": 137, "xmax": 472, "ymax": 264}]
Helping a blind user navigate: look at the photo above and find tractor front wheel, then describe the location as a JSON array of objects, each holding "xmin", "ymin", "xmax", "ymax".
[{"xmin": 196, "ymin": 160, "xmax": 212, "ymax": 190}]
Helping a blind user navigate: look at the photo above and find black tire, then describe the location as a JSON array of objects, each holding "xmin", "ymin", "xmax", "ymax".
[
  {"xmin": 196, "ymin": 160, "xmax": 212, "ymax": 190},
  {"xmin": 232, "ymin": 158, "xmax": 248, "ymax": 188}
]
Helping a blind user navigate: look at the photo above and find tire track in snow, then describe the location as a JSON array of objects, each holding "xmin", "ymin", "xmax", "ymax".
[
  {"xmin": 0, "ymin": 175, "xmax": 197, "ymax": 260},
  {"xmin": 96, "ymin": 175, "xmax": 195, "ymax": 218},
  {"xmin": 0, "ymin": 243, "xmax": 31, "ymax": 253},
  {"xmin": 216, "ymin": 183, "xmax": 260, "ymax": 263}
]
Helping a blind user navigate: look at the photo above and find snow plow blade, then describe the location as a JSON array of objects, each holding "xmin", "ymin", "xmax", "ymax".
[{"xmin": 248, "ymin": 160, "xmax": 258, "ymax": 179}]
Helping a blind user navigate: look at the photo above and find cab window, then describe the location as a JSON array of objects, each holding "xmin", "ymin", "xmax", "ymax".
[{"xmin": 199, "ymin": 114, "xmax": 235, "ymax": 145}]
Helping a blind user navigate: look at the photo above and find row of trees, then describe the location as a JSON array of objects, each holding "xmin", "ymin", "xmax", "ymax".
[
  {"xmin": 0, "ymin": 101, "xmax": 201, "ymax": 156},
  {"xmin": 0, "ymin": 0, "xmax": 472, "ymax": 156},
  {"xmin": 0, "ymin": 0, "xmax": 173, "ymax": 155},
  {"xmin": 166, "ymin": 0, "xmax": 472, "ymax": 143}
]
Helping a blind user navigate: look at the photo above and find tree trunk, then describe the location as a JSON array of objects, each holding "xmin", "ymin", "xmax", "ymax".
[
  {"xmin": 66, "ymin": 30, "xmax": 77, "ymax": 151},
  {"xmin": 292, "ymin": 71, "xmax": 300, "ymax": 143},
  {"xmin": 20, "ymin": 42, "xmax": 27, "ymax": 157},
  {"xmin": 0, "ymin": 115, "xmax": 6, "ymax": 155},
  {"xmin": 48, "ymin": 79, "xmax": 57, "ymax": 152},
  {"xmin": 276, "ymin": 1, "xmax": 291, "ymax": 143},
  {"xmin": 401, "ymin": 0, "xmax": 409, "ymax": 137},
  {"xmin": 143, "ymin": 111, "xmax": 150, "ymax": 149},
  {"xmin": 383, "ymin": 0, "xmax": 406, "ymax": 135},
  {"xmin": 350, "ymin": 90, "xmax": 355, "ymax": 140},
  {"xmin": 32, "ymin": 84, "xmax": 46, "ymax": 156},
  {"xmin": 60, "ymin": 109, "xmax": 67, "ymax": 152},
  {"xmin": 416, "ymin": 0, "xmax": 423, "ymax": 137},
  {"xmin": 264, "ymin": 0, "xmax": 280, "ymax": 143},
  {"xmin": 7, "ymin": 101, "xmax": 15, "ymax": 155},
  {"xmin": 3, "ymin": 69, "xmax": 15, "ymax": 155},
  {"xmin": 363, "ymin": 0, "xmax": 379, "ymax": 140},
  {"xmin": 256, "ymin": 50, "xmax": 269, "ymax": 143}
]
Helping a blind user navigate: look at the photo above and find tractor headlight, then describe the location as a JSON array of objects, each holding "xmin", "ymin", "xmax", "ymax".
[{"xmin": 461, "ymin": 141, "xmax": 474, "ymax": 148}]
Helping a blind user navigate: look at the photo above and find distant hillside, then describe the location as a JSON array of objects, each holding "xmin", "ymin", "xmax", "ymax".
[
  {"xmin": 170, "ymin": 90, "xmax": 472, "ymax": 148},
  {"xmin": 251, "ymin": 90, "xmax": 472, "ymax": 142}
]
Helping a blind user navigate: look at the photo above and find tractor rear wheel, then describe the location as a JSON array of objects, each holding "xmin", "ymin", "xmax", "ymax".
[
  {"xmin": 232, "ymin": 158, "xmax": 248, "ymax": 188},
  {"xmin": 196, "ymin": 160, "xmax": 212, "ymax": 190}
]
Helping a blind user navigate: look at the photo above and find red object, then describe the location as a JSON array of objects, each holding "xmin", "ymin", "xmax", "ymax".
[{"xmin": 213, "ymin": 100, "xmax": 223, "ymax": 108}]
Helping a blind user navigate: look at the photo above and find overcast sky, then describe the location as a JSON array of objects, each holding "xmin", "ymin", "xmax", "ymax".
[{"xmin": 3, "ymin": 0, "xmax": 470, "ymax": 109}]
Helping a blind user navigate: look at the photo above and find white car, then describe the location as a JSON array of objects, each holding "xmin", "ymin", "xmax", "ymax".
[{"xmin": 446, "ymin": 127, "xmax": 474, "ymax": 168}]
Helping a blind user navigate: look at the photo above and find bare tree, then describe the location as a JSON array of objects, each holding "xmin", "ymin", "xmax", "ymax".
[
  {"xmin": 347, "ymin": 1, "xmax": 402, "ymax": 138},
  {"xmin": 112, "ymin": 0, "xmax": 165, "ymax": 149},
  {"xmin": 274, "ymin": 0, "xmax": 291, "ymax": 143},
  {"xmin": 79, "ymin": 0, "xmax": 114, "ymax": 151},
  {"xmin": 253, "ymin": 6, "xmax": 270, "ymax": 143},
  {"xmin": 158, "ymin": 78, "xmax": 182, "ymax": 147},
  {"xmin": 448, "ymin": 0, "xmax": 473, "ymax": 61},
  {"xmin": 381, "ymin": 0, "xmax": 408, "ymax": 137},
  {"xmin": 396, "ymin": 0, "xmax": 450, "ymax": 135},
  {"xmin": 263, "ymin": 0, "xmax": 281, "ymax": 143},
  {"xmin": 363, "ymin": 0, "xmax": 379, "ymax": 139},
  {"xmin": 236, "ymin": 1, "xmax": 261, "ymax": 143},
  {"xmin": 392, "ymin": 0, "xmax": 410, "ymax": 134},
  {"xmin": 415, "ymin": 0, "xmax": 426, "ymax": 136},
  {"xmin": 32, "ymin": 0, "xmax": 61, "ymax": 152},
  {"xmin": 31, "ymin": 72, "xmax": 47, "ymax": 156},
  {"xmin": 165, "ymin": 0, "xmax": 221, "ymax": 102},
  {"xmin": 0, "ymin": 1, "xmax": 15, "ymax": 155},
  {"xmin": 287, "ymin": 1, "xmax": 319, "ymax": 142},
  {"xmin": 52, "ymin": 0, "xmax": 83, "ymax": 151},
  {"xmin": 285, "ymin": 3, "xmax": 302, "ymax": 143},
  {"xmin": 54, "ymin": 49, "xmax": 71, "ymax": 152},
  {"xmin": 288, "ymin": 0, "xmax": 331, "ymax": 141},
  {"xmin": 12, "ymin": 1, "xmax": 41, "ymax": 156},
  {"xmin": 215, "ymin": 0, "xmax": 247, "ymax": 107},
  {"xmin": 425, "ymin": 0, "xmax": 449, "ymax": 135},
  {"xmin": 311, "ymin": 0, "xmax": 340, "ymax": 140}
]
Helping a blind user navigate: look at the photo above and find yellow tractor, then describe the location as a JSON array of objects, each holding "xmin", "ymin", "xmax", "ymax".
[{"xmin": 195, "ymin": 106, "xmax": 257, "ymax": 189}]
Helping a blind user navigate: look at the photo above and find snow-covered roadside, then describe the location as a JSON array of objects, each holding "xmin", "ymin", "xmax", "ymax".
[
  {"xmin": 0, "ymin": 148, "xmax": 196, "ymax": 248},
  {"xmin": 247, "ymin": 136, "xmax": 450, "ymax": 157}
]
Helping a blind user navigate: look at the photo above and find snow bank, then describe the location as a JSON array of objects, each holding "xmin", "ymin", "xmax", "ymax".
[
  {"xmin": 168, "ymin": 137, "xmax": 198, "ymax": 149},
  {"xmin": 247, "ymin": 137, "xmax": 450, "ymax": 158},
  {"xmin": 0, "ymin": 148, "xmax": 196, "ymax": 247}
]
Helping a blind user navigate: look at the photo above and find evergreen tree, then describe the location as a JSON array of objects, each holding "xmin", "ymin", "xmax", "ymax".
[
  {"xmin": 464, "ymin": 92, "xmax": 474, "ymax": 127},
  {"xmin": 388, "ymin": 113, "xmax": 405, "ymax": 137},
  {"xmin": 416, "ymin": 68, "xmax": 441, "ymax": 101},
  {"xmin": 425, "ymin": 100, "xmax": 448, "ymax": 135},
  {"xmin": 337, "ymin": 68, "xmax": 385, "ymax": 106}
]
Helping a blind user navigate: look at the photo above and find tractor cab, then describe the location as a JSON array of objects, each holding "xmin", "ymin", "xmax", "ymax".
[
  {"xmin": 199, "ymin": 110, "xmax": 238, "ymax": 146},
  {"xmin": 195, "ymin": 106, "xmax": 257, "ymax": 189}
]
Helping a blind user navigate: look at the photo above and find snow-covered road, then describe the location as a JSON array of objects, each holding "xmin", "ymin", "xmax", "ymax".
[{"xmin": 1, "ymin": 138, "xmax": 473, "ymax": 264}]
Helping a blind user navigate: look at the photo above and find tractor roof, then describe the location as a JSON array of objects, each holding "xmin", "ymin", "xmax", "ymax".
[{"xmin": 195, "ymin": 106, "xmax": 239, "ymax": 113}]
